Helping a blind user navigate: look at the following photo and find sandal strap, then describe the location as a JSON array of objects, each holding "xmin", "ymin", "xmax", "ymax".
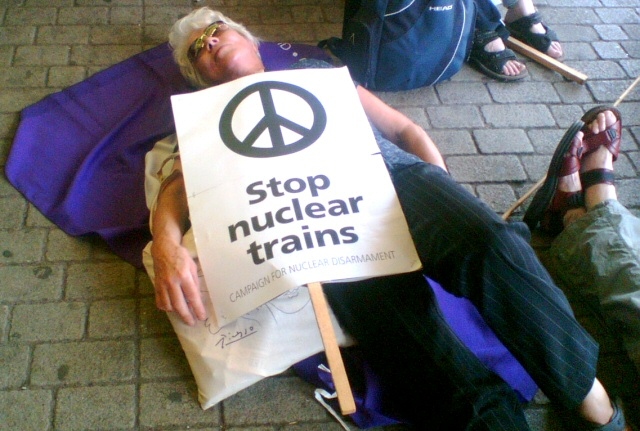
[
  {"xmin": 506, "ymin": 12, "xmax": 559, "ymax": 53},
  {"xmin": 508, "ymin": 11, "xmax": 543, "ymax": 29},
  {"xmin": 473, "ymin": 30, "xmax": 502, "ymax": 48},
  {"xmin": 582, "ymin": 119, "xmax": 622, "ymax": 161},
  {"xmin": 580, "ymin": 169, "xmax": 615, "ymax": 189}
]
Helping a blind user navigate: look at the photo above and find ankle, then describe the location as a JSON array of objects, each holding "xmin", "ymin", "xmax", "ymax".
[{"xmin": 582, "ymin": 145, "xmax": 614, "ymax": 173}]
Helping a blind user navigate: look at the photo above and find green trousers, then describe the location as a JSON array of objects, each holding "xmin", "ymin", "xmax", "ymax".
[{"xmin": 547, "ymin": 199, "xmax": 640, "ymax": 374}]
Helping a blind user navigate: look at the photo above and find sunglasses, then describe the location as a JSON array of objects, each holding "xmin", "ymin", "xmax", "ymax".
[{"xmin": 187, "ymin": 21, "xmax": 229, "ymax": 63}]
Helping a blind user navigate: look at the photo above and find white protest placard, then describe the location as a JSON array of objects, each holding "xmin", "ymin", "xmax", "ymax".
[{"xmin": 171, "ymin": 67, "xmax": 421, "ymax": 326}]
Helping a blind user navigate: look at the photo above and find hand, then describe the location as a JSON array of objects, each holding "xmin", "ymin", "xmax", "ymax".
[{"xmin": 150, "ymin": 237, "xmax": 207, "ymax": 326}]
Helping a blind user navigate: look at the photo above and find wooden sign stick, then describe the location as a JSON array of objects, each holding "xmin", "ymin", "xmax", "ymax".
[
  {"xmin": 505, "ymin": 37, "xmax": 588, "ymax": 84},
  {"xmin": 307, "ymin": 281, "xmax": 357, "ymax": 415},
  {"xmin": 501, "ymin": 74, "xmax": 640, "ymax": 220}
]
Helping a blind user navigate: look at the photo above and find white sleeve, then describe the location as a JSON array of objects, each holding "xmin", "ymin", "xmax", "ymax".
[{"xmin": 144, "ymin": 134, "xmax": 180, "ymax": 229}]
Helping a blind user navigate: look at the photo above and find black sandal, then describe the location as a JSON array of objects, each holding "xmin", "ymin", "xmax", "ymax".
[
  {"xmin": 468, "ymin": 30, "xmax": 528, "ymax": 82},
  {"xmin": 506, "ymin": 12, "xmax": 564, "ymax": 61}
]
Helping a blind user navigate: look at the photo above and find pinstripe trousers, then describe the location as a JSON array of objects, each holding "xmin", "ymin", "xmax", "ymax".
[{"xmin": 324, "ymin": 155, "xmax": 600, "ymax": 429}]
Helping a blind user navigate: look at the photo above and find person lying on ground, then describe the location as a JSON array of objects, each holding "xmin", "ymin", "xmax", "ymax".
[{"xmin": 147, "ymin": 7, "xmax": 630, "ymax": 430}]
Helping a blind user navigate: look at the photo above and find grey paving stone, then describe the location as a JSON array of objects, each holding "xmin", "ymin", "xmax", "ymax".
[
  {"xmin": 54, "ymin": 384, "xmax": 136, "ymax": 430},
  {"xmin": 549, "ymin": 104, "xmax": 586, "ymax": 127},
  {"xmin": 47, "ymin": 66, "xmax": 87, "ymax": 88},
  {"xmin": 88, "ymin": 298, "xmax": 136, "ymax": 338},
  {"xmin": 0, "ymin": 113, "xmax": 19, "ymax": 139},
  {"xmin": 0, "ymin": 264, "xmax": 64, "ymax": 302},
  {"xmin": 481, "ymin": 104, "xmax": 556, "ymax": 128},
  {"xmin": 0, "ymin": 46, "xmax": 13, "ymax": 66},
  {"xmin": 4, "ymin": 7, "xmax": 57, "ymax": 26},
  {"xmin": 618, "ymin": 178, "xmax": 640, "ymax": 208},
  {"xmin": 0, "ymin": 87, "xmax": 56, "ymax": 113},
  {"xmin": 553, "ymin": 81, "xmax": 595, "ymax": 104},
  {"xmin": 426, "ymin": 105, "xmax": 484, "ymax": 129},
  {"xmin": 595, "ymin": 7, "xmax": 640, "ymax": 24},
  {"xmin": 223, "ymin": 377, "xmax": 329, "ymax": 426},
  {"xmin": 25, "ymin": 204, "xmax": 56, "ymax": 228},
  {"xmin": 593, "ymin": 41, "xmax": 629, "ymax": 59},
  {"xmin": 436, "ymin": 82, "xmax": 492, "ymax": 105},
  {"xmin": 139, "ymin": 380, "xmax": 221, "ymax": 428},
  {"xmin": 474, "ymin": 129, "xmax": 533, "ymax": 154},
  {"xmin": 110, "ymin": 6, "xmax": 144, "ymax": 25},
  {"xmin": 36, "ymin": 25, "xmax": 91, "ymax": 45},
  {"xmin": 139, "ymin": 296, "xmax": 175, "ymax": 336},
  {"xmin": 429, "ymin": 130, "xmax": 477, "ymax": 155},
  {"xmin": 0, "ymin": 344, "xmax": 30, "ymax": 388},
  {"xmin": 619, "ymin": 58, "xmax": 640, "ymax": 77},
  {"xmin": 0, "ymin": 26, "xmax": 36, "ymax": 45},
  {"xmin": 527, "ymin": 128, "xmax": 572, "ymax": 154},
  {"xmin": 0, "ymin": 389, "xmax": 53, "ymax": 430},
  {"xmin": 70, "ymin": 44, "xmax": 141, "ymax": 67},
  {"xmin": 0, "ymin": 66, "xmax": 47, "ymax": 87},
  {"xmin": 0, "ymin": 305, "xmax": 8, "ymax": 341},
  {"xmin": 488, "ymin": 82, "xmax": 561, "ymax": 104},
  {"xmin": 564, "ymin": 42, "xmax": 599, "ymax": 62},
  {"xmin": 594, "ymin": 24, "xmax": 630, "ymax": 40},
  {"xmin": 58, "ymin": 6, "xmax": 109, "ymax": 25},
  {"xmin": 11, "ymin": 301, "xmax": 86, "ymax": 342},
  {"xmin": 554, "ymin": 24, "xmax": 599, "ymax": 41},
  {"xmin": 521, "ymin": 154, "xmax": 555, "ymax": 183},
  {"xmin": 444, "ymin": 155, "xmax": 528, "ymax": 183},
  {"xmin": 572, "ymin": 60, "xmax": 629, "ymax": 81},
  {"xmin": 66, "ymin": 261, "xmax": 136, "ymax": 300},
  {"xmin": 621, "ymin": 40, "xmax": 640, "ymax": 58},
  {"xmin": 90, "ymin": 24, "xmax": 143, "ymax": 44},
  {"xmin": 45, "ymin": 229, "xmax": 92, "ymax": 262},
  {"xmin": 31, "ymin": 340, "xmax": 135, "ymax": 385},
  {"xmin": 140, "ymin": 336, "xmax": 192, "ymax": 379},
  {"xmin": 477, "ymin": 184, "xmax": 518, "ymax": 213},
  {"xmin": 0, "ymin": 228, "xmax": 46, "ymax": 263},
  {"xmin": 14, "ymin": 45, "xmax": 71, "ymax": 66},
  {"xmin": 0, "ymin": 174, "xmax": 26, "ymax": 198}
]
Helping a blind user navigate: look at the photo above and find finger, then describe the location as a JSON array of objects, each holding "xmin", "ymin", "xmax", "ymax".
[
  {"xmin": 154, "ymin": 280, "xmax": 174, "ymax": 313},
  {"xmin": 168, "ymin": 283, "xmax": 196, "ymax": 326},
  {"xmin": 184, "ymin": 264, "xmax": 207, "ymax": 321}
]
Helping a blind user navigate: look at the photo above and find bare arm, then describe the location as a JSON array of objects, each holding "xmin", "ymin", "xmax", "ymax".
[
  {"xmin": 150, "ymin": 159, "xmax": 206, "ymax": 326},
  {"xmin": 357, "ymin": 86, "xmax": 447, "ymax": 171}
]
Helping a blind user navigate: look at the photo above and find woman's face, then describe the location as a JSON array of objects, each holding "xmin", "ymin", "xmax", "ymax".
[{"xmin": 187, "ymin": 23, "xmax": 264, "ymax": 86}]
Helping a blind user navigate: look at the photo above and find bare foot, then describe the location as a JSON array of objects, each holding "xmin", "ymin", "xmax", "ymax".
[
  {"xmin": 484, "ymin": 37, "xmax": 527, "ymax": 77},
  {"xmin": 504, "ymin": 8, "xmax": 564, "ymax": 59},
  {"xmin": 581, "ymin": 109, "xmax": 618, "ymax": 208}
]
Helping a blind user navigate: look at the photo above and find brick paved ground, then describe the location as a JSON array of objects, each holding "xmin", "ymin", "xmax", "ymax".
[{"xmin": 1, "ymin": 0, "xmax": 639, "ymax": 430}]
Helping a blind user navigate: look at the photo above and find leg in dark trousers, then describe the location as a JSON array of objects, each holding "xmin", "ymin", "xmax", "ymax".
[
  {"xmin": 324, "ymin": 272, "xmax": 530, "ymax": 431},
  {"xmin": 390, "ymin": 163, "xmax": 599, "ymax": 410}
]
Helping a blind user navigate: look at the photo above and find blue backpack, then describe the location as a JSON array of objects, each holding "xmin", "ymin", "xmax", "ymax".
[{"xmin": 321, "ymin": 0, "xmax": 476, "ymax": 91}]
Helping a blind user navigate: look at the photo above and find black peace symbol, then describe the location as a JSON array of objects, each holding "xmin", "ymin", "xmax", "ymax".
[{"xmin": 219, "ymin": 81, "xmax": 327, "ymax": 158}]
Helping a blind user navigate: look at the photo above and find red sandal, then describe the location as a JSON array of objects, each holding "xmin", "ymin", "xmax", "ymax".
[
  {"xmin": 523, "ymin": 121, "xmax": 585, "ymax": 234},
  {"xmin": 580, "ymin": 105, "xmax": 622, "ymax": 161}
]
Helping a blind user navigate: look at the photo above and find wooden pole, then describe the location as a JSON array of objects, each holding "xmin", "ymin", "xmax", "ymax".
[
  {"xmin": 502, "ymin": 175, "xmax": 546, "ymax": 221},
  {"xmin": 502, "ymin": 74, "xmax": 640, "ymax": 220},
  {"xmin": 308, "ymin": 281, "xmax": 356, "ymax": 415},
  {"xmin": 505, "ymin": 37, "xmax": 588, "ymax": 84}
]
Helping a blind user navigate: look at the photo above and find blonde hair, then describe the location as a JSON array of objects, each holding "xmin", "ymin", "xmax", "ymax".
[{"xmin": 168, "ymin": 7, "xmax": 260, "ymax": 88}]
